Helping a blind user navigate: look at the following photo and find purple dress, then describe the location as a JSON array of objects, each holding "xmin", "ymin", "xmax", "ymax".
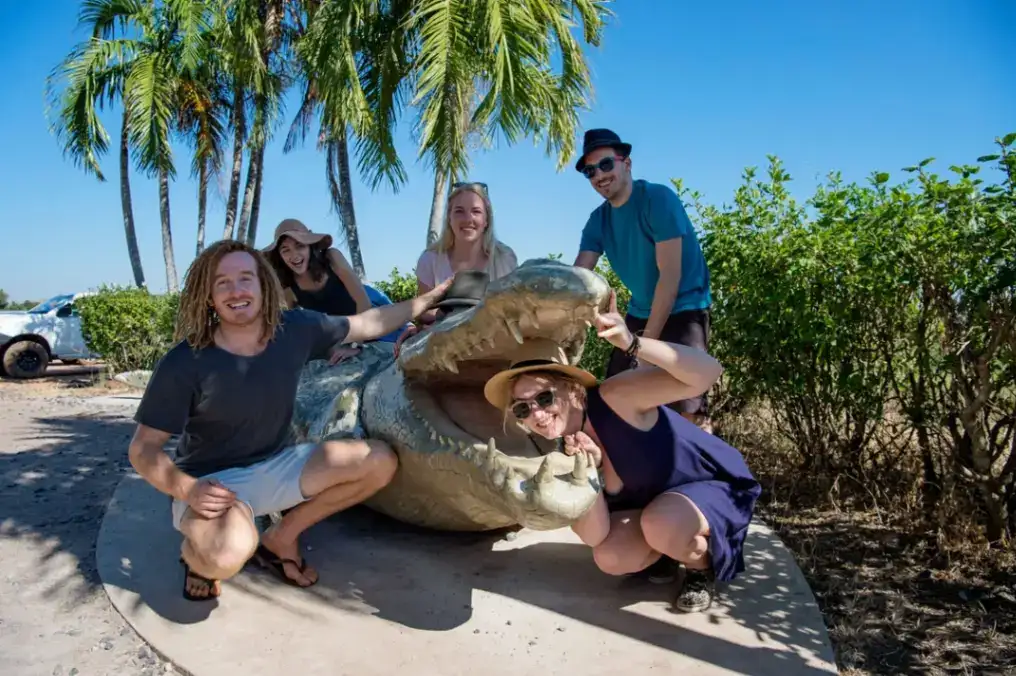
[{"xmin": 586, "ymin": 385, "xmax": 762, "ymax": 582}]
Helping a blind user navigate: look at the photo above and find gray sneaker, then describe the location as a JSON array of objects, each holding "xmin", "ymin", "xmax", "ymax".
[{"xmin": 672, "ymin": 567, "xmax": 716, "ymax": 613}]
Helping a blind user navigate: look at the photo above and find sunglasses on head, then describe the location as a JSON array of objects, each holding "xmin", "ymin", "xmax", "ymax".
[
  {"xmin": 451, "ymin": 181, "xmax": 488, "ymax": 194},
  {"xmin": 580, "ymin": 155, "xmax": 624, "ymax": 179},
  {"xmin": 511, "ymin": 389, "xmax": 556, "ymax": 420}
]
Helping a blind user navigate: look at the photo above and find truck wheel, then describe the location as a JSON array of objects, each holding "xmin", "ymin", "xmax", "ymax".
[{"xmin": 2, "ymin": 340, "xmax": 50, "ymax": 379}]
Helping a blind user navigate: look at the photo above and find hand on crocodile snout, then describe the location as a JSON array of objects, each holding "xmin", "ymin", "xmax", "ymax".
[
  {"xmin": 593, "ymin": 289, "xmax": 634, "ymax": 351},
  {"xmin": 328, "ymin": 345, "xmax": 361, "ymax": 365},
  {"xmin": 393, "ymin": 324, "xmax": 419, "ymax": 358},
  {"xmin": 562, "ymin": 432, "xmax": 602, "ymax": 468}
]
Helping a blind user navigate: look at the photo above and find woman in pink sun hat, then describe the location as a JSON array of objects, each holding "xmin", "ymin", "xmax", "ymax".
[{"xmin": 263, "ymin": 218, "xmax": 372, "ymax": 318}]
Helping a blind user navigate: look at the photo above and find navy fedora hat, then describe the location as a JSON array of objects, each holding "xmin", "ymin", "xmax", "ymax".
[{"xmin": 574, "ymin": 128, "xmax": 632, "ymax": 172}]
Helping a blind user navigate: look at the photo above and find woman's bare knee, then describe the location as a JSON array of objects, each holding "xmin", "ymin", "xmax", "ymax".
[
  {"xmin": 593, "ymin": 544, "xmax": 657, "ymax": 576},
  {"xmin": 640, "ymin": 492, "xmax": 710, "ymax": 562}
]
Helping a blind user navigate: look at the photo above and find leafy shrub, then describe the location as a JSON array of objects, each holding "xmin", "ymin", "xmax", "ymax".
[
  {"xmin": 372, "ymin": 267, "xmax": 418, "ymax": 303},
  {"xmin": 77, "ymin": 286, "xmax": 179, "ymax": 373},
  {"xmin": 680, "ymin": 132, "xmax": 1016, "ymax": 544}
]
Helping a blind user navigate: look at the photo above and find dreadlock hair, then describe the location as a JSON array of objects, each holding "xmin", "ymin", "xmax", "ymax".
[{"xmin": 174, "ymin": 239, "xmax": 286, "ymax": 349}]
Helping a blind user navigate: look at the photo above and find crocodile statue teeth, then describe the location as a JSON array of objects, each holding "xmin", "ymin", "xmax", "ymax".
[{"xmin": 290, "ymin": 258, "xmax": 613, "ymax": 531}]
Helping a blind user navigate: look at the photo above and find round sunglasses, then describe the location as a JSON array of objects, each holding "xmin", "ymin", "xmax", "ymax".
[
  {"xmin": 511, "ymin": 389, "xmax": 556, "ymax": 420},
  {"xmin": 580, "ymin": 155, "xmax": 623, "ymax": 179}
]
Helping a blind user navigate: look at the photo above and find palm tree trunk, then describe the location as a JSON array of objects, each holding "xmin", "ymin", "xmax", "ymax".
[
  {"xmin": 195, "ymin": 159, "xmax": 208, "ymax": 256},
  {"xmin": 245, "ymin": 145, "xmax": 265, "ymax": 247},
  {"xmin": 334, "ymin": 129, "xmax": 365, "ymax": 278},
  {"xmin": 325, "ymin": 131, "xmax": 365, "ymax": 279},
  {"xmin": 119, "ymin": 109, "xmax": 146, "ymax": 287},
  {"xmin": 159, "ymin": 166, "xmax": 179, "ymax": 293},
  {"xmin": 236, "ymin": 146, "xmax": 258, "ymax": 242},
  {"xmin": 222, "ymin": 84, "xmax": 245, "ymax": 239},
  {"xmin": 426, "ymin": 169, "xmax": 448, "ymax": 247}
]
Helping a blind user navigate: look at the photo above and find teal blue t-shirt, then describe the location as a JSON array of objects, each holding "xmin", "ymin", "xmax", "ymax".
[{"xmin": 579, "ymin": 179, "xmax": 711, "ymax": 319}]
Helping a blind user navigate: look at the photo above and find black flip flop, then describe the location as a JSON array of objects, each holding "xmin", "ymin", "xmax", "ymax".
[
  {"xmin": 179, "ymin": 557, "xmax": 220, "ymax": 601},
  {"xmin": 252, "ymin": 543, "xmax": 317, "ymax": 588}
]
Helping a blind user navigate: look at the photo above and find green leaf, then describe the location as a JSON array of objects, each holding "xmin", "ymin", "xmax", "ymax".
[
  {"xmin": 874, "ymin": 172, "xmax": 889, "ymax": 184},
  {"xmin": 1002, "ymin": 132, "xmax": 1016, "ymax": 147},
  {"xmin": 976, "ymin": 154, "xmax": 1000, "ymax": 162},
  {"xmin": 919, "ymin": 157, "xmax": 935, "ymax": 168}
]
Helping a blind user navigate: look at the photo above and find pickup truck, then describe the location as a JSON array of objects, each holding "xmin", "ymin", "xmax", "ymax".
[{"xmin": 0, "ymin": 293, "xmax": 101, "ymax": 378}]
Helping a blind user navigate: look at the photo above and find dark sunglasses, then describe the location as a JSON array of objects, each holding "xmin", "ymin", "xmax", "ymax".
[
  {"xmin": 511, "ymin": 389, "xmax": 556, "ymax": 420},
  {"xmin": 451, "ymin": 181, "xmax": 488, "ymax": 194},
  {"xmin": 580, "ymin": 156, "xmax": 623, "ymax": 179}
]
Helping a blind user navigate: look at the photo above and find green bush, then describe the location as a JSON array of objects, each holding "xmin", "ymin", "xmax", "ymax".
[
  {"xmin": 680, "ymin": 132, "xmax": 1016, "ymax": 544},
  {"xmin": 77, "ymin": 286, "xmax": 179, "ymax": 373},
  {"xmin": 372, "ymin": 267, "xmax": 418, "ymax": 303}
]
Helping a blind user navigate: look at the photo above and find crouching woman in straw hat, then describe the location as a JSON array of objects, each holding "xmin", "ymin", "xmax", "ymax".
[{"xmin": 483, "ymin": 290, "xmax": 761, "ymax": 612}]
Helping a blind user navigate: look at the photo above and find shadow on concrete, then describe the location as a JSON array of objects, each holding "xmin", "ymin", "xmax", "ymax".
[
  {"xmin": 0, "ymin": 412, "xmax": 136, "ymax": 608},
  {"xmin": 99, "ymin": 473, "xmax": 836, "ymax": 676},
  {"xmin": 1, "ymin": 410, "xmax": 836, "ymax": 674}
]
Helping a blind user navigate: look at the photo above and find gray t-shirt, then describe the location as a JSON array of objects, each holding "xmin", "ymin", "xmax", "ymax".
[{"xmin": 134, "ymin": 309, "xmax": 350, "ymax": 477}]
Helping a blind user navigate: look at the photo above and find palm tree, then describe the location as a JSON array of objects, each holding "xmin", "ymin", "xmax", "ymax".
[
  {"xmin": 286, "ymin": 0, "xmax": 413, "ymax": 277},
  {"xmin": 408, "ymin": 0, "xmax": 610, "ymax": 242},
  {"xmin": 218, "ymin": 0, "xmax": 266, "ymax": 241},
  {"xmin": 46, "ymin": 1, "xmax": 146, "ymax": 288},
  {"xmin": 290, "ymin": 0, "xmax": 610, "ymax": 256},
  {"xmin": 236, "ymin": 0, "xmax": 286, "ymax": 247},
  {"xmin": 48, "ymin": 0, "xmax": 217, "ymax": 294},
  {"xmin": 175, "ymin": 53, "xmax": 229, "ymax": 256}
]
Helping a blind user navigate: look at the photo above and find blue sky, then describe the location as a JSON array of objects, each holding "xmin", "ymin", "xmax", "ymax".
[{"xmin": 0, "ymin": 0, "xmax": 1013, "ymax": 301}]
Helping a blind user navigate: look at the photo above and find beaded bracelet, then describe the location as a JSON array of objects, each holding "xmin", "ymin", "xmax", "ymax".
[{"xmin": 624, "ymin": 333, "xmax": 640, "ymax": 369}]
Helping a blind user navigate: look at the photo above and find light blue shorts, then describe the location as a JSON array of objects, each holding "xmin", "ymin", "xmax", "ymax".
[{"xmin": 171, "ymin": 443, "xmax": 318, "ymax": 531}]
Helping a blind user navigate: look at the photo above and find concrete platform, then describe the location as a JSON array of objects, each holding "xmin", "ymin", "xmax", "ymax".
[{"xmin": 97, "ymin": 475, "xmax": 838, "ymax": 676}]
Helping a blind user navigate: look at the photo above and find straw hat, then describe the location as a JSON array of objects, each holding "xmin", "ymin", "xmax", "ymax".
[
  {"xmin": 483, "ymin": 337, "xmax": 598, "ymax": 412},
  {"xmin": 262, "ymin": 218, "xmax": 333, "ymax": 252}
]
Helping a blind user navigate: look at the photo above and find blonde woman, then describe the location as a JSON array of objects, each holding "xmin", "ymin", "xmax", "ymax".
[{"xmin": 396, "ymin": 182, "xmax": 518, "ymax": 350}]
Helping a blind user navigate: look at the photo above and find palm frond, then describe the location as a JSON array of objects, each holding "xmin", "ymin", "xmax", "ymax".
[
  {"xmin": 79, "ymin": 0, "xmax": 152, "ymax": 39},
  {"xmin": 124, "ymin": 49, "xmax": 178, "ymax": 178},
  {"xmin": 45, "ymin": 37, "xmax": 137, "ymax": 180}
]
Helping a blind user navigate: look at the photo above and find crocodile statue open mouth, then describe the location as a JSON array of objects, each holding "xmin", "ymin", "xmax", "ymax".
[{"xmin": 289, "ymin": 259, "xmax": 613, "ymax": 531}]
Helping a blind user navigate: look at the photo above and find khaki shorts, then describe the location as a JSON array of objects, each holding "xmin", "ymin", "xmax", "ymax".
[{"xmin": 171, "ymin": 443, "xmax": 318, "ymax": 530}]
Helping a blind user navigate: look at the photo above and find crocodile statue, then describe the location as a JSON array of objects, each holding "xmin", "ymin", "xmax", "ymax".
[{"xmin": 289, "ymin": 258, "xmax": 613, "ymax": 532}]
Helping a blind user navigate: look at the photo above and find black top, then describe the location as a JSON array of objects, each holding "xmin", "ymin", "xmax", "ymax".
[
  {"xmin": 291, "ymin": 265, "xmax": 358, "ymax": 316},
  {"xmin": 134, "ymin": 309, "xmax": 351, "ymax": 476}
]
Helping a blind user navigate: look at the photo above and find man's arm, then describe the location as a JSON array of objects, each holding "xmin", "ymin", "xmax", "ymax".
[
  {"xmin": 128, "ymin": 424, "xmax": 198, "ymax": 501},
  {"xmin": 575, "ymin": 212, "xmax": 603, "ymax": 270},
  {"xmin": 573, "ymin": 250, "xmax": 601, "ymax": 270},
  {"xmin": 343, "ymin": 277, "xmax": 453, "ymax": 344},
  {"xmin": 641, "ymin": 188, "xmax": 694, "ymax": 339},
  {"xmin": 642, "ymin": 238, "xmax": 682, "ymax": 340}
]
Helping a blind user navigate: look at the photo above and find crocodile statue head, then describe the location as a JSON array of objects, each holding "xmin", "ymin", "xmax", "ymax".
[{"xmin": 289, "ymin": 259, "xmax": 612, "ymax": 532}]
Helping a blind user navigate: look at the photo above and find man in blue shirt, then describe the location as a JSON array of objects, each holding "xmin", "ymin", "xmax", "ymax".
[
  {"xmin": 573, "ymin": 128, "xmax": 713, "ymax": 429},
  {"xmin": 573, "ymin": 128, "xmax": 714, "ymax": 587}
]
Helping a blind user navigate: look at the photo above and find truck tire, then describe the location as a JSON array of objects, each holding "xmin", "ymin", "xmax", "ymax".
[{"xmin": 2, "ymin": 340, "xmax": 50, "ymax": 379}]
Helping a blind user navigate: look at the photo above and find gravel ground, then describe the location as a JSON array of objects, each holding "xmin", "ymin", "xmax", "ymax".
[{"xmin": 0, "ymin": 376, "xmax": 178, "ymax": 676}]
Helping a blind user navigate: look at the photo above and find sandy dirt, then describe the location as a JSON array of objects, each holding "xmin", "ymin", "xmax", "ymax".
[{"xmin": 0, "ymin": 372, "xmax": 177, "ymax": 676}]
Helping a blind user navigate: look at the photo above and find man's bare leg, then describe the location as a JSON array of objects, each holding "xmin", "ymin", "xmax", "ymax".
[
  {"xmin": 258, "ymin": 439, "xmax": 397, "ymax": 586},
  {"xmin": 178, "ymin": 502, "xmax": 260, "ymax": 598}
]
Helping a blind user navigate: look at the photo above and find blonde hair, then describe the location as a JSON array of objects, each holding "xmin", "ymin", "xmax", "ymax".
[
  {"xmin": 174, "ymin": 239, "xmax": 285, "ymax": 349},
  {"xmin": 430, "ymin": 183, "xmax": 506, "ymax": 259}
]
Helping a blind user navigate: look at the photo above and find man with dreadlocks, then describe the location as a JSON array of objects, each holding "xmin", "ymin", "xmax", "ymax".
[{"xmin": 127, "ymin": 239, "xmax": 453, "ymax": 600}]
